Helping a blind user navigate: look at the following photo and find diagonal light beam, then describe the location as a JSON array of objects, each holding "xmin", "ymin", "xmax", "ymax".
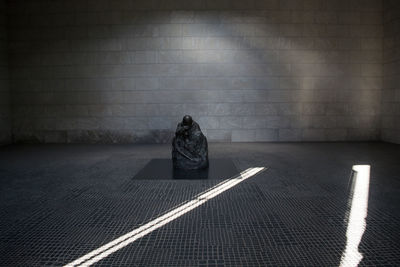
[
  {"xmin": 340, "ymin": 165, "xmax": 370, "ymax": 267},
  {"xmin": 64, "ymin": 167, "xmax": 266, "ymax": 267}
]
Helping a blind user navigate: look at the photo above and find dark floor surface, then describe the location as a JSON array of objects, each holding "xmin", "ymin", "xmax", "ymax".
[
  {"xmin": 133, "ymin": 158, "xmax": 238, "ymax": 180},
  {"xmin": 0, "ymin": 142, "xmax": 399, "ymax": 266}
]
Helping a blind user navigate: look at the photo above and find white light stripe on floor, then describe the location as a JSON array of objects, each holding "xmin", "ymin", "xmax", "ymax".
[
  {"xmin": 64, "ymin": 167, "xmax": 266, "ymax": 267},
  {"xmin": 340, "ymin": 165, "xmax": 370, "ymax": 267}
]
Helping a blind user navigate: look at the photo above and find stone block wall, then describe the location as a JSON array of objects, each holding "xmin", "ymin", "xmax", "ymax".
[
  {"xmin": 0, "ymin": 0, "xmax": 10, "ymax": 145},
  {"xmin": 382, "ymin": 0, "xmax": 400, "ymax": 144},
  {"xmin": 7, "ymin": 0, "xmax": 384, "ymax": 143}
]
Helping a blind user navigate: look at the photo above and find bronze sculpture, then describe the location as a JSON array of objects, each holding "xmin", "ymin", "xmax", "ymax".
[{"xmin": 172, "ymin": 115, "xmax": 209, "ymax": 170}]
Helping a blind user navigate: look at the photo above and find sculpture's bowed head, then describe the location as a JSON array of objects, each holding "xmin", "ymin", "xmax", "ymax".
[{"xmin": 182, "ymin": 115, "xmax": 193, "ymax": 128}]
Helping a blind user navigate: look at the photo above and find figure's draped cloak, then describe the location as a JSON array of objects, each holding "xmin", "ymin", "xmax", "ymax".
[{"xmin": 172, "ymin": 121, "xmax": 209, "ymax": 170}]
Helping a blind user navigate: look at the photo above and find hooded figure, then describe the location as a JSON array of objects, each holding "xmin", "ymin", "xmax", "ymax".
[{"xmin": 172, "ymin": 115, "xmax": 209, "ymax": 170}]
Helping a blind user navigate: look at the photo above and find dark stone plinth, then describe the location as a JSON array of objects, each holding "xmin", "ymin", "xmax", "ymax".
[{"xmin": 133, "ymin": 159, "xmax": 238, "ymax": 180}]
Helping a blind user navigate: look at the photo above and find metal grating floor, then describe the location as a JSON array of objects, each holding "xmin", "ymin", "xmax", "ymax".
[{"xmin": 0, "ymin": 143, "xmax": 399, "ymax": 266}]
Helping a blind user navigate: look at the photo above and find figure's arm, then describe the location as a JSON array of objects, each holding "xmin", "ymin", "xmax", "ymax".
[{"xmin": 176, "ymin": 147, "xmax": 194, "ymax": 160}]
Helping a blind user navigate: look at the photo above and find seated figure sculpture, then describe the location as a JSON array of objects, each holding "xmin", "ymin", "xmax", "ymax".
[{"xmin": 172, "ymin": 115, "xmax": 209, "ymax": 170}]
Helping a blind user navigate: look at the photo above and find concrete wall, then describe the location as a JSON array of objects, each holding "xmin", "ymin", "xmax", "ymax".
[
  {"xmin": 0, "ymin": 0, "xmax": 10, "ymax": 145},
  {"xmin": 7, "ymin": 0, "xmax": 383, "ymax": 143},
  {"xmin": 382, "ymin": 0, "xmax": 400, "ymax": 144}
]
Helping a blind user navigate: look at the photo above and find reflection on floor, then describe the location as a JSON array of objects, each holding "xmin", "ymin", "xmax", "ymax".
[{"xmin": 0, "ymin": 142, "xmax": 399, "ymax": 266}]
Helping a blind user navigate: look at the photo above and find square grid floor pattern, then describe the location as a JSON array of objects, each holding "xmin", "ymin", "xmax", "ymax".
[{"xmin": 0, "ymin": 143, "xmax": 399, "ymax": 266}]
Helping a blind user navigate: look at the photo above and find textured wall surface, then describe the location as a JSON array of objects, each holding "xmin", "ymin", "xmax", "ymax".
[
  {"xmin": 0, "ymin": 0, "xmax": 10, "ymax": 145},
  {"xmin": 382, "ymin": 0, "xmax": 400, "ymax": 144},
  {"xmin": 7, "ymin": 0, "xmax": 383, "ymax": 143}
]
